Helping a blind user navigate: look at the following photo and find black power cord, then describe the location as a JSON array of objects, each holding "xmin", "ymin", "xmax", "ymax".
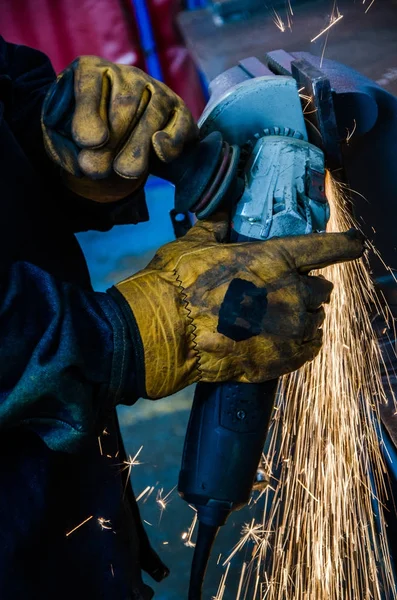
[{"xmin": 188, "ymin": 522, "xmax": 220, "ymax": 600}]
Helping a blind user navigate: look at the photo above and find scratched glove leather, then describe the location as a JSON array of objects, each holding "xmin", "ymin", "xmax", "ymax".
[
  {"xmin": 41, "ymin": 56, "xmax": 198, "ymax": 202},
  {"xmin": 113, "ymin": 215, "xmax": 364, "ymax": 399}
]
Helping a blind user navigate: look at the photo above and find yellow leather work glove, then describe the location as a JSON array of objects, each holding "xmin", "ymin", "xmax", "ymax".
[
  {"xmin": 112, "ymin": 216, "xmax": 364, "ymax": 399},
  {"xmin": 41, "ymin": 56, "xmax": 198, "ymax": 202}
]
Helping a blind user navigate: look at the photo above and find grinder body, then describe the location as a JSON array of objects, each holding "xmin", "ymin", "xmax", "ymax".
[{"xmin": 178, "ymin": 65, "xmax": 328, "ymax": 530}]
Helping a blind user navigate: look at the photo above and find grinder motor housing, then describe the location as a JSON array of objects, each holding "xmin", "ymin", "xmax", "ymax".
[{"xmin": 178, "ymin": 58, "xmax": 330, "ymax": 526}]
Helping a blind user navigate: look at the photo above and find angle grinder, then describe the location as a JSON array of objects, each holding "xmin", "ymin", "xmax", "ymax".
[{"xmin": 154, "ymin": 55, "xmax": 331, "ymax": 599}]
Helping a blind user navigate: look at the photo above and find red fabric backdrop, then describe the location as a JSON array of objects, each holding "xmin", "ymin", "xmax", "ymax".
[
  {"xmin": 1, "ymin": 0, "xmax": 205, "ymax": 118},
  {"xmin": 144, "ymin": 0, "xmax": 206, "ymax": 118}
]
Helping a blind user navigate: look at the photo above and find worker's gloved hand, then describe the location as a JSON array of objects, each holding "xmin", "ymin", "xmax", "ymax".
[
  {"xmin": 113, "ymin": 216, "xmax": 364, "ymax": 399},
  {"xmin": 41, "ymin": 56, "xmax": 198, "ymax": 202}
]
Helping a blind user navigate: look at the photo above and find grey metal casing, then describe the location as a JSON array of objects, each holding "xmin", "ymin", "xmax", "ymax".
[
  {"xmin": 199, "ymin": 75, "xmax": 308, "ymax": 146},
  {"xmin": 233, "ymin": 135, "xmax": 328, "ymax": 240},
  {"xmin": 199, "ymin": 70, "xmax": 329, "ymax": 240}
]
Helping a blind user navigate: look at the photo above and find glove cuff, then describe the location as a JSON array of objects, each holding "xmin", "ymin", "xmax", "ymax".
[
  {"xmin": 108, "ymin": 286, "xmax": 147, "ymax": 399},
  {"xmin": 112, "ymin": 271, "xmax": 200, "ymax": 399}
]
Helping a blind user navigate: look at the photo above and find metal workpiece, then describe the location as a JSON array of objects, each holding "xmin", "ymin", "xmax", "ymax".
[
  {"xmin": 292, "ymin": 58, "xmax": 341, "ymax": 171},
  {"xmin": 199, "ymin": 75, "xmax": 307, "ymax": 146},
  {"xmin": 233, "ymin": 134, "xmax": 327, "ymax": 241},
  {"xmin": 266, "ymin": 49, "xmax": 380, "ymax": 143},
  {"xmin": 266, "ymin": 51, "xmax": 342, "ymax": 170}
]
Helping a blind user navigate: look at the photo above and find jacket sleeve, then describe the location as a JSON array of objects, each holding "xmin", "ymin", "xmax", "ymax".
[
  {"xmin": 0, "ymin": 261, "xmax": 139, "ymax": 453},
  {"xmin": 0, "ymin": 36, "xmax": 148, "ymax": 233}
]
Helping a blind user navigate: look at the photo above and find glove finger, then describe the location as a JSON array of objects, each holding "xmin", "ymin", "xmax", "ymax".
[
  {"xmin": 113, "ymin": 92, "xmax": 170, "ymax": 179},
  {"xmin": 184, "ymin": 212, "xmax": 231, "ymax": 243},
  {"xmin": 303, "ymin": 307, "xmax": 325, "ymax": 342},
  {"xmin": 277, "ymin": 332, "xmax": 323, "ymax": 377},
  {"xmin": 280, "ymin": 230, "xmax": 365, "ymax": 273},
  {"xmin": 302, "ymin": 275, "xmax": 334, "ymax": 311},
  {"xmin": 296, "ymin": 331, "xmax": 323, "ymax": 368},
  {"xmin": 152, "ymin": 103, "xmax": 199, "ymax": 163},
  {"xmin": 72, "ymin": 59, "xmax": 110, "ymax": 148},
  {"xmin": 78, "ymin": 81, "xmax": 150, "ymax": 179},
  {"xmin": 78, "ymin": 146, "xmax": 115, "ymax": 179},
  {"xmin": 42, "ymin": 127, "xmax": 82, "ymax": 176}
]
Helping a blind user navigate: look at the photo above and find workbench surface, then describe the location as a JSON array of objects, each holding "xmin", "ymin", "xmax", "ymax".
[{"xmin": 178, "ymin": 0, "xmax": 397, "ymax": 95}]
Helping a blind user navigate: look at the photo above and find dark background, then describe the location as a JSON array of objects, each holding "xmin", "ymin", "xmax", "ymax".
[{"xmin": 2, "ymin": 0, "xmax": 397, "ymax": 597}]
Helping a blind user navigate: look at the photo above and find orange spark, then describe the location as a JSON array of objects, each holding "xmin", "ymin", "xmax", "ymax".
[{"xmin": 65, "ymin": 515, "xmax": 93, "ymax": 537}]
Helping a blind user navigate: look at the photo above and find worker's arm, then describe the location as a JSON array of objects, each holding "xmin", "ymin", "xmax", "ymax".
[
  {"xmin": 0, "ymin": 223, "xmax": 364, "ymax": 449},
  {"xmin": 0, "ymin": 37, "xmax": 168, "ymax": 232},
  {"xmin": 0, "ymin": 261, "xmax": 137, "ymax": 453}
]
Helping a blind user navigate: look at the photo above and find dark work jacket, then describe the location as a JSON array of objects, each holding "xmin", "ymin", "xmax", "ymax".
[{"xmin": 0, "ymin": 38, "xmax": 166, "ymax": 599}]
